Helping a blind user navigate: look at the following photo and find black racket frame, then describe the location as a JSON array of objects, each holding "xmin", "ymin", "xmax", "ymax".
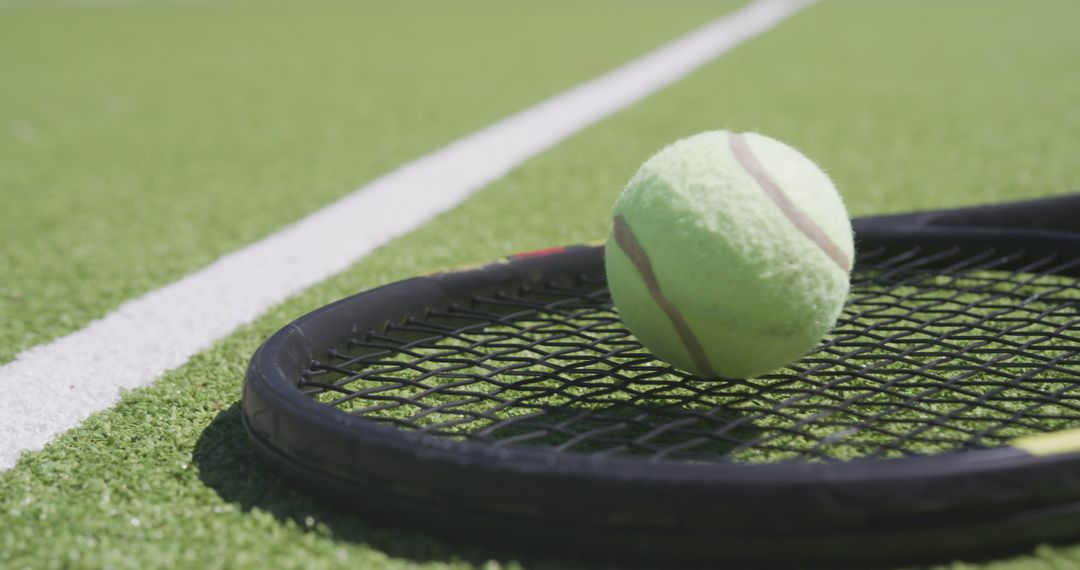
[{"xmin": 242, "ymin": 195, "xmax": 1080, "ymax": 568}]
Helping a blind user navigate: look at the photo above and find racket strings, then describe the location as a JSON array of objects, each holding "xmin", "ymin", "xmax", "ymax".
[{"xmin": 299, "ymin": 245, "xmax": 1080, "ymax": 463}]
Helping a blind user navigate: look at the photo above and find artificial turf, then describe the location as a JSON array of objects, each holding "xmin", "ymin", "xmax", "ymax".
[
  {"xmin": 2, "ymin": 0, "xmax": 1080, "ymax": 568},
  {"xmin": 0, "ymin": 0, "xmax": 740, "ymax": 365}
]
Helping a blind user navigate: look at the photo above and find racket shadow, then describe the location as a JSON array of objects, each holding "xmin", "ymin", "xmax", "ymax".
[
  {"xmin": 192, "ymin": 403, "xmax": 612, "ymax": 569},
  {"xmin": 473, "ymin": 400, "xmax": 767, "ymax": 460}
]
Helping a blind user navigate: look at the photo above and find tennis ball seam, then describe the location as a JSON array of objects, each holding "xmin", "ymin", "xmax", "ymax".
[
  {"xmin": 728, "ymin": 131, "xmax": 851, "ymax": 272},
  {"xmin": 611, "ymin": 214, "xmax": 717, "ymax": 376}
]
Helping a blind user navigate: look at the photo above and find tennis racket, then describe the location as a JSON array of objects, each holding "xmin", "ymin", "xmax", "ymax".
[{"xmin": 243, "ymin": 194, "xmax": 1080, "ymax": 568}]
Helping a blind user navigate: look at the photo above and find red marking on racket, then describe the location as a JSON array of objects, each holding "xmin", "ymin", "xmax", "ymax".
[{"xmin": 511, "ymin": 246, "xmax": 569, "ymax": 260}]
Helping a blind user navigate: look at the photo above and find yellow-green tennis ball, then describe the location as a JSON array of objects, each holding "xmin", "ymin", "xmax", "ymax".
[{"xmin": 604, "ymin": 130, "xmax": 854, "ymax": 378}]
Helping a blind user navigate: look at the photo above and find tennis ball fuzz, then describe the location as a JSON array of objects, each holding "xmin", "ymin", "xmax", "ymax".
[{"xmin": 605, "ymin": 131, "xmax": 854, "ymax": 378}]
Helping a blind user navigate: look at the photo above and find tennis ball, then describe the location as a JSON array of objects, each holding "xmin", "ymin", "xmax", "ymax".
[{"xmin": 604, "ymin": 130, "xmax": 853, "ymax": 378}]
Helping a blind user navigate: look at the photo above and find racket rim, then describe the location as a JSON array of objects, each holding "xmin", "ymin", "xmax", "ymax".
[
  {"xmin": 242, "ymin": 229, "xmax": 1080, "ymax": 493},
  {"xmin": 240, "ymin": 199, "xmax": 1080, "ymax": 565}
]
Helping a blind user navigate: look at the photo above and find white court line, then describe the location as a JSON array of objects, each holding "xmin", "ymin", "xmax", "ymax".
[{"xmin": 0, "ymin": 0, "xmax": 815, "ymax": 470}]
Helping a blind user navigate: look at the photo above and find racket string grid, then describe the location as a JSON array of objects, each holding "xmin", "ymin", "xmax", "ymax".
[{"xmin": 300, "ymin": 245, "xmax": 1080, "ymax": 463}]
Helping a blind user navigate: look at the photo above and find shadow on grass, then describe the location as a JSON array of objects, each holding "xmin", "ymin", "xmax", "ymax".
[
  {"xmin": 479, "ymin": 401, "xmax": 764, "ymax": 458},
  {"xmin": 192, "ymin": 403, "xmax": 600, "ymax": 570}
]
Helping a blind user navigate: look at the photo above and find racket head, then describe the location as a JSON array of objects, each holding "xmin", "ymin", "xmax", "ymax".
[{"xmin": 243, "ymin": 196, "xmax": 1080, "ymax": 567}]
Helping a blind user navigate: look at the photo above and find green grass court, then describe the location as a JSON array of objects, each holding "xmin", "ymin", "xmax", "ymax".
[{"xmin": 2, "ymin": 0, "xmax": 1080, "ymax": 568}]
